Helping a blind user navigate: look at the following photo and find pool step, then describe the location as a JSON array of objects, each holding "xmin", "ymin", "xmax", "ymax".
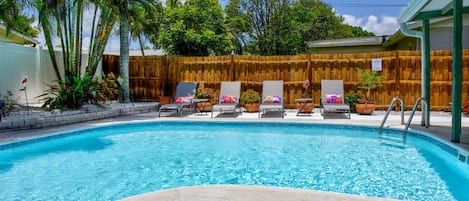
[{"xmin": 379, "ymin": 135, "xmax": 407, "ymax": 149}]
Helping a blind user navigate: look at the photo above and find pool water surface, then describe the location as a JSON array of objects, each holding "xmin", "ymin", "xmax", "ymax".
[{"xmin": 0, "ymin": 121, "xmax": 468, "ymax": 200}]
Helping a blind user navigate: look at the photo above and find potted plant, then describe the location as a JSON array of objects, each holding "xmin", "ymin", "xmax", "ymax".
[
  {"xmin": 296, "ymin": 79, "xmax": 314, "ymax": 113},
  {"xmin": 462, "ymin": 100, "xmax": 469, "ymax": 117},
  {"xmin": 240, "ymin": 89, "xmax": 260, "ymax": 112},
  {"xmin": 195, "ymin": 81, "xmax": 213, "ymax": 112},
  {"xmin": 345, "ymin": 92, "xmax": 360, "ymax": 113},
  {"xmin": 356, "ymin": 68, "xmax": 383, "ymax": 115}
]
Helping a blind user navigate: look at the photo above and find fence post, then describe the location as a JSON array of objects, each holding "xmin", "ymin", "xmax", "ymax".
[
  {"xmin": 309, "ymin": 54, "xmax": 313, "ymax": 82},
  {"xmin": 163, "ymin": 55, "xmax": 169, "ymax": 96},
  {"xmin": 231, "ymin": 54, "xmax": 235, "ymax": 81}
]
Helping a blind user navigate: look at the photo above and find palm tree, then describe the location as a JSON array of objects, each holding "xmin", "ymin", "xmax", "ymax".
[
  {"xmin": 110, "ymin": 0, "xmax": 162, "ymax": 103},
  {"xmin": 0, "ymin": 0, "xmax": 39, "ymax": 38},
  {"xmin": 128, "ymin": 3, "xmax": 163, "ymax": 56},
  {"xmin": 3, "ymin": 0, "xmax": 160, "ymax": 107},
  {"xmin": 0, "ymin": 0, "xmax": 22, "ymax": 34},
  {"xmin": 86, "ymin": 1, "xmax": 117, "ymax": 75}
]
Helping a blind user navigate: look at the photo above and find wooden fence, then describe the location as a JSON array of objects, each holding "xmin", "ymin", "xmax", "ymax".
[{"xmin": 102, "ymin": 50, "xmax": 469, "ymax": 111}]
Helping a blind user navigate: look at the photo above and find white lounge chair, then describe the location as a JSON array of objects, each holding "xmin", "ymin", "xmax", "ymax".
[
  {"xmin": 259, "ymin": 80, "xmax": 284, "ymax": 118},
  {"xmin": 320, "ymin": 80, "xmax": 351, "ymax": 119},
  {"xmin": 211, "ymin": 81, "xmax": 241, "ymax": 118},
  {"xmin": 158, "ymin": 82, "xmax": 197, "ymax": 117}
]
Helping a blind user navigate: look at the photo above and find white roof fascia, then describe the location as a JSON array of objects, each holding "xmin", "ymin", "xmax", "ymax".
[{"xmin": 307, "ymin": 36, "xmax": 389, "ymax": 48}]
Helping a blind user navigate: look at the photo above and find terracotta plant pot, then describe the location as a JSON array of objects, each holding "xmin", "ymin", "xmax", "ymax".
[
  {"xmin": 159, "ymin": 96, "xmax": 170, "ymax": 105},
  {"xmin": 296, "ymin": 102, "xmax": 314, "ymax": 113},
  {"xmin": 196, "ymin": 102, "xmax": 212, "ymax": 112},
  {"xmin": 244, "ymin": 103, "xmax": 259, "ymax": 112},
  {"xmin": 356, "ymin": 103, "xmax": 376, "ymax": 115}
]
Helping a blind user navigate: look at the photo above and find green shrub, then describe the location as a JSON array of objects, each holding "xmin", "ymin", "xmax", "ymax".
[
  {"xmin": 38, "ymin": 73, "xmax": 99, "ymax": 110},
  {"xmin": 345, "ymin": 93, "xmax": 361, "ymax": 113},
  {"xmin": 97, "ymin": 72, "xmax": 120, "ymax": 102},
  {"xmin": 240, "ymin": 89, "xmax": 260, "ymax": 104}
]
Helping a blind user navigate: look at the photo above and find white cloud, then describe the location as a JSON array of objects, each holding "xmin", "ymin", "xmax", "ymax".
[
  {"xmin": 82, "ymin": 8, "xmax": 97, "ymax": 37},
  {"xmin": 105, "ymin": 37, "xmax": 120, "ymax": 52},
  {"xmin": 82, "ymin": 37, "xmax": 91, "ymax": 51},
  {"xmin": 342, "ymin": 14, "xmax": 363, "ymax": 27},
  {"xmin": 341, "ymin": 14, "xmax": 399, "ymax": 36},
  {"xmin": 363, "ymin": 15, "xmax": 399, "ymax": 36}
]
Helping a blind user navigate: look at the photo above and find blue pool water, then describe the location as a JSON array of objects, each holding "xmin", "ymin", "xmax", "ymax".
[{"xmin": 0, "ymin": 121, "xmax": 468, "ymax": 201}]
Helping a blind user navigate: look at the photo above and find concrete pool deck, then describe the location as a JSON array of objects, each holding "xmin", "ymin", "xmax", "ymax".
[{"xmin": 0, "ymin": 103, "xmax": 468, "ymax": 201}]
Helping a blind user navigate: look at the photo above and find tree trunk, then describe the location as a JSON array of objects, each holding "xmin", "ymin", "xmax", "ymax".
[
  {"xmin": 87, "ymin": 10, "xmax": 115, "ymax": 76},
  {"xmin": 119, "ymin": 3, "xmax": 130, "ymax": 103},
  {"xmin": 40, "ymin": 18, "xmax": 62, "ymax": 81}
]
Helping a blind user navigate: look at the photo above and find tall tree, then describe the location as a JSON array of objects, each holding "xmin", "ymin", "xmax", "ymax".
[
  {"xmin": 3, "ymin": 0, "xmax": 126, "ymax": 109},
  {"xmin": 86, "ymin": 1, "xmax": 117, "ymax": 76},
  {"xmin": 226, "ymin": 0, "xmax": 296, "ymax": 55},
  {"xmin": 0, "ymin": 0, "xmax": 39, "ymax": 38},
  {"xmin": 156, "ymin": 0, "xmax": 232, "ymax": 56},
  {"xmin": 0, "ymin": 0, "xmax": 39, "ymax": 37},
  {"xmin": 128, "ymin": 2, "xmax": 164, "ymax": 56},
  {"xmin": 118, "ymin": 0, "xmax": 131, "ymax": 103},
  {"xmin": 110, "ymin": 0, "xmax": 162, "ymax": 102},
  {"xmin": 226, "ymin": 0, "xmax": 374, "ymax": 55}
]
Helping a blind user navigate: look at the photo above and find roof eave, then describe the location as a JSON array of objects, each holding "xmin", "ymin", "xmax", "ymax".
[{"xmin": 398, "ymin": 0, "xmax": 432, "ymax": 23}]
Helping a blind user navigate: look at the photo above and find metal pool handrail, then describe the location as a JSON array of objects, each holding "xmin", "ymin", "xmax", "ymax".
[
  {"xmin": 403, "ymin": 97, "xmax": 429, "ymax": 135},
  {"xmin": 379, "ymin": 96, "xmax": 405, "ymax": 134}
]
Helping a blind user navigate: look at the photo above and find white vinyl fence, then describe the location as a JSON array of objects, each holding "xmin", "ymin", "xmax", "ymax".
[{"xmin": 0, "ymin": 42, "xmax": 96, "ymax": 104}]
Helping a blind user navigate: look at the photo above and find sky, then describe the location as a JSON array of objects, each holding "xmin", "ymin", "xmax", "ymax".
[
  {"xmin": 33, "ymin": 0, "xmax": 411, "ymax": 52},
  {"xmin": 320, "ymin": 0, "xmax": 410, "ymax": 36}
]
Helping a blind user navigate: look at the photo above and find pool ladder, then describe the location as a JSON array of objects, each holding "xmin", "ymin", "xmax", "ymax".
[{"xmin": 379, "ymin": 96, "xmax": 429, "ymax": 135}]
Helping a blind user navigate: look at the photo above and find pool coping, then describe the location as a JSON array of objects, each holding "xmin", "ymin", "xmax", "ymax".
[
  {"xmin": 2, "ymin": 118, "xmax": 468, "ymax": 165},
  {"xmin": 119, "ymin": 185, "xmax": 400, "ymax": 201}
]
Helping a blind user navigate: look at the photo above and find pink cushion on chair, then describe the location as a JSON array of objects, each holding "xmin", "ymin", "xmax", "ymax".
[
  {"xmin": 220, "ymin": 95, "xmax": 237, "ymax": 104},
  {"xmin": 324, "ymin": 94, "xmax": 343, "ymax": 104},
  {"xmin": 264, "ymin": 96, "xmax": 281, "ymax": 103},
  {"xmin": 175, "ymin": 96, "xmax": 192, "ymax": 103},
  {"xmin": 272, "ymin": 96, "xmax": 281, "ymax": 103},
  {"xmin": 263, "ymin": 96, "xmax": 274, "ymax": 103}
]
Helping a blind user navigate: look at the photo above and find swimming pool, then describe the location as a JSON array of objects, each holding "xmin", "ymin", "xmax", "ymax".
[{"xmin": 0, "ymin": 121, "xmax": 468, "ymax": 200}]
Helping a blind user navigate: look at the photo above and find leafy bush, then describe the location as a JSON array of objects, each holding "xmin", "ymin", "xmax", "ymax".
[
  {"xmin": 463, "ymin": 101, "xmax": 469, "ymax": 114},
  {"xmin": 240, "ymin": 89, "xmax": 260, "ymax": 104},
  {"xmin": 345, "ymin": 93, "xmax": 361, "ymax": 113},
  {"xmin": 97, "ymin": 72, "xmax": 120, "ymax": 102},
  {"xmin": 38, "ymin": 73, "xmax": 99, "ymax": 110}
]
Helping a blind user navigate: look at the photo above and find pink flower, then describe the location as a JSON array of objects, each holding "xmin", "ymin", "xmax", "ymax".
[
  {"xmin": 303, "ymin": 79, "xmax": 310, "ymax": 89},
  {"xmin": 302, "ymin": 79, "xmax": 310, "ymax": 98}
]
